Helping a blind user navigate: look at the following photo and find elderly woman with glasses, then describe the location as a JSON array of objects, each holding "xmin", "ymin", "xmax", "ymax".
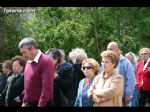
[
  {"xmin": 88, "ymin": 50, "xmax": 124, "ymax": 106},
  {"xmin": 74, "ymin": 58, "xmax": 100, "ymax": 107},
  {"xmin": 136, "ymin": 48, "xmax": 150, "ymax": 107}
]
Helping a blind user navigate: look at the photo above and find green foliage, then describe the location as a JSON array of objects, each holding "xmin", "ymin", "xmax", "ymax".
[{"xmin": 1, "ymin": 7, "xmax": 150, "ymax": 63}]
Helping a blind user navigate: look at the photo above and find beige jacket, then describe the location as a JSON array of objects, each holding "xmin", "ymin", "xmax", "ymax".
[{"xmin": 87, "ymin": 70, "xmax": 124, "ymax": 107}]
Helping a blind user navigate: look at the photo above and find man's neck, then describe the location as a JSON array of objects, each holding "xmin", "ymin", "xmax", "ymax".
[{"xmin": 32, "ymin": 49, "xmax": 39, "ymax": 60}]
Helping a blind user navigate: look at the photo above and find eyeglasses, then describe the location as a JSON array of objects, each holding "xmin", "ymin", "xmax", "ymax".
[
  {"xmin": 140, "ymin": 53, "xmax": 147, "ymax": 56},
  {"xmin": 82, "ymin": 66, "xmax": 93, "ymax": 70}
]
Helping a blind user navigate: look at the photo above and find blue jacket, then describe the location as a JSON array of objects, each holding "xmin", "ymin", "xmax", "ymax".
[
  {"xmin": 74, "ymin": 76, "xmax": 95, "ymax": 107},
  {"xmin": 116, "ymin": 54, "xmax": 135, "ymax": 96}
]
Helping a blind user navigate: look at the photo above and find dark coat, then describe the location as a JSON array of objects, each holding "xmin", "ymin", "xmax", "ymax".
[
  {"xmin": 54, "ymin": 61, "xmax": 76, "ymax": 106},
  {"xmin": 0, "ymin": 72, "xmax": 13, "ymax": 94},
  {"xmin": 72, "ymin": 63, "xmax": 85, "ymax": 97},
  {"xmin": 5, "ymin": 73, "xmax": 24, "ymax": 106}
]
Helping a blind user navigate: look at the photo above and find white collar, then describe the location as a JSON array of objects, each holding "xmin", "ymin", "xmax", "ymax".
[
  {"xmin": 28, "ymin": 50, "xmax": 42, "ymax": 64},
  {"xmin": 143, "ymin": 58, "xmax": 150, "ymax": 71}
]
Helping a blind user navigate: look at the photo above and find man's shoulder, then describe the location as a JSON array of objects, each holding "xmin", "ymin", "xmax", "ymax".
[
  {"xmin": 79, "ymin": 78, "xmax": 86, "ymax": 84},
  {"xmin": 62, "ymin": 61, "xmax": 73, "ymax": 68},
  {"xmin": 120, "ymin": 54, "xmax": 131, "ymax": 64},
  {"xmin": 37, "ymin": 54, "xmax": 53, "ymax": 68},
  {"xmin": 40, "ymin": 53, "xmax": 50, "ymax": 62},
  {"xmin": 59, "ymin": 62, "xmax": 74, "ymax": 73}
]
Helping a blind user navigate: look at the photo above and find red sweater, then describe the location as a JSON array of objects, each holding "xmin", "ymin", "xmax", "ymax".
[
  {"xmin": 136, "ymin": 59, "xmax": 150, "ymax": 91},
  {"xmin": 23, "ymin": 53, "xmax": 55, "ymax": 107}
]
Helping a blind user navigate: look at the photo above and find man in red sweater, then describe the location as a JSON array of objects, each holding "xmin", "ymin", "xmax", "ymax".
[{"xmin": 19, "ymin": 37, "xmax": 55, "ymax": 107}]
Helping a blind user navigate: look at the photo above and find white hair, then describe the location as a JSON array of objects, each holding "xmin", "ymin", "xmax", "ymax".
[
  {"xmin": 69, "ymin": 48, "xmax": 88, "ymax": 64},
  {"xmin": 125, "ymin": 52, "xmax": 137, "ymax": 71}
]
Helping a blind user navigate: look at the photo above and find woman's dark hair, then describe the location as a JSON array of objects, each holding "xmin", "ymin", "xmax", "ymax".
[
  {"xmin": 11, "ymin": 55, "xmax": 26, "ymax": 67},
  {"xmin": 45, "ymin": 48, "xmax": 61, "ymax": 66}
]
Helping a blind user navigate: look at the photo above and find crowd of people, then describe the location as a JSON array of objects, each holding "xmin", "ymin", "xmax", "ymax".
[{"xmin": 0, "ymin": 37, "xmax": 150, "ymax": 107}]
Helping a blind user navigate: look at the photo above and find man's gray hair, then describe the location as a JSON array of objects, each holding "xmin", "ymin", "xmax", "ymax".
[
  {"xmin": 19, "ymin": 37, "xmax": 38, "ymax": 49},
  {"xmin": 108, "ymin": 41, "xmax": 118, "ymax": 48}
]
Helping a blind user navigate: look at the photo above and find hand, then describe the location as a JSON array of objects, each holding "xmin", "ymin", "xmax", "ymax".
[
  {"xmin": 99, "ymin": 97, "xmax": 106, "ymax": 102},
  {"xmin": 54, "ymin": 73, "xmax": 58, "ymax": 79},
  {"xmin": 124, "ymin": 95, "xmax": 131, "ymax": 105},
  {"xmin": 92, "ymin": 94, "xmax": 99, "ymax": 103},
  {"xmin": 14, "ymin": 96, "xmax": 21, "ymax": 103},
  {"xmin": 22, "ymin": 103, "xmax": 26, "ymax": 107}
]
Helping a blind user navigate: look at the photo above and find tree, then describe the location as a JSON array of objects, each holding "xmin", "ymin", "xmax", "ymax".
[{"xmin": 1, "ymin": 7, "xmax": 150, "ymax": 63}]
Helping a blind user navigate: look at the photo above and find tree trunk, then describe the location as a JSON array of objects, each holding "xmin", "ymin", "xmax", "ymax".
[
  {"xmin": 0, "ymin": 27, "xmax": 4, "ymax": 62},
  {"xmin": 89, "ymin": 7, "xmax": 101, "ymax": 61}
]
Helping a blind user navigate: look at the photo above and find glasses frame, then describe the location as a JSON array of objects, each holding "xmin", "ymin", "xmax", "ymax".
[
  {"xmin": 140, "ymin": 53, "xmax": 148, "ymax": 56},
  {"xmin": 82, "ymin": 66, "xmax": 93, "ymax": 70}
]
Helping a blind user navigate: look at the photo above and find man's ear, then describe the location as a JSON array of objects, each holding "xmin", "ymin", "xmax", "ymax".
[{"xmin": 30, "ymin": 46, "xmax": 35, "ymax": 51}]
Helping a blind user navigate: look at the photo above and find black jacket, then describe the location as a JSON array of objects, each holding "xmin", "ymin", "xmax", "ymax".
[
  {"xmin": 54, "ymin": 61, "xmax": 76, "ymax": 106},
  {"xmin": 5, "ymin": 73, "xmax": 24, "ymax": 106},
  {"xmin": 0, "ymin": 72, "xmax": 13, "ymax": 94},
  {"xmin": 72, "ymin": 63, "xmax": 85, "ymax": 97}
]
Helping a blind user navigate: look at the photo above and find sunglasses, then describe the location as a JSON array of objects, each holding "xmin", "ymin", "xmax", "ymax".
[
  {"xmin": 140, "ymin": 53, "xmax": 147, "ymax": 56},
  {"xmin": 82, "ymin": 66, "xmax": 93, "ymax": 70}
]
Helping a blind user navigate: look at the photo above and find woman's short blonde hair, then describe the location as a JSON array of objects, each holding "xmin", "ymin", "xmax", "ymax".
[
  {"xmin": 101, "ymin": 50, "xmax": 119, "ymax": 68},
  {"xmin": 82, "ymin": 58, "xmax": 100, "ymax": 75},
  {"xmin": 139, "ymin": 48, "xmax": 150, "ymax": 56}
]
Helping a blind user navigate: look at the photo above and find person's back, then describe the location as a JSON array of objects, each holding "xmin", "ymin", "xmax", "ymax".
[
  {"xmin": 54, "ymin": 49, "xmax": 76, "ymax": 106},
  {"xmin": 116, "ymin": 54, "xmax": 135, "ymax": 98},
  {"xmin": 55, "ymin": 61, "xmax": 76, "ymax": 106},
  {"xmin": 72, "ymin": 63, "xmax": 85, "ymax": 96},
  {"xmin": 56, "ymin": 61, "xmax": 74, "ymax": 91}
]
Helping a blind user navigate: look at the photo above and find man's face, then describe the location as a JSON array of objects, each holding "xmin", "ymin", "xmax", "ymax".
[
  {"xmin": 107, "ymin": 44, "xmax": 119, "ymax": 54},
  {"xmin": 20, "ymin": 47, "xmax": 34, "ymax": 60}
]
